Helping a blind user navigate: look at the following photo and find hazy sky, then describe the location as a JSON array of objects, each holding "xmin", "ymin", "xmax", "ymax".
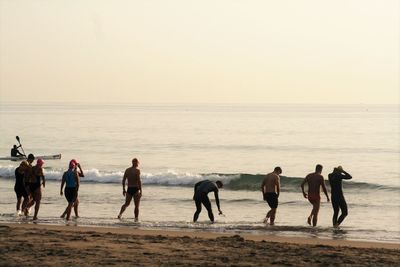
[{"xmin": 0, "ymin": 0, "xmax": 399, "ymax": 104}]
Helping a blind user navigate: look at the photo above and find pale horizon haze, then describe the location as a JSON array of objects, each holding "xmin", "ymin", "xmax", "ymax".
[{"xmin": 0, "ymin": 0, "xmax": 399, "ymax": 104}]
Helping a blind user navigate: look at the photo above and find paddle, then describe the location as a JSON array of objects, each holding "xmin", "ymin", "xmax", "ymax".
[{"xmin": 15, "ymin": 136, "xmax": 26, "ymax": 157}]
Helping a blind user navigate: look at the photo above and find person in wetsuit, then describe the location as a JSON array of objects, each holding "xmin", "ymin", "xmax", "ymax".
[
  {"xmin": 11, "ymin": 145, "xmax": 24, "ymax": 157},
  {"xmin": 118, "ymin": 158, "xmax": 142, "ymax": 221},
  {"xmin": 193, "ymin": 180, "xmax": 223, "ymax": 223},
  {"xmin": 328, "ymin": 166, "xmax": 352, "ymax": 228},
  {"xmin": 60, "ymin": 160, "xmax": 80, "ymax": 221},
  {"xmin": 14, "ymin": 161, "xmax": 29, "ymax": 215}
]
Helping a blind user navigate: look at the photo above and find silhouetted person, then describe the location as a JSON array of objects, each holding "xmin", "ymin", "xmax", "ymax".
[
  {"xmin": 193, "ymin": 180, "xmax": 223, "ymax": 223},
  {"xmin": 11, "ymin": 145, "xmax": 24, "ymax": 157},
  {"xmin": 328, "ymin": 166, "xmax": 352, "ymax": 228}
]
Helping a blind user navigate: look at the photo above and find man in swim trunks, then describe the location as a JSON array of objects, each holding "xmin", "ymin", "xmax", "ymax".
[
  {"xmin": 328, "ymin": 166, "xmax": 352, "ymax": 228},
  {"xmin": 301, "ymin": 164, "xmax": 329, "ymax": 227},
  {"xmin": 118, "ymin": 158, "xmax": 142, "ymax": 221},
  {"xmin": 261, "ymin": 167, "xmax": 282, "ymax": 225},
  {"xmin": 14, "ymin": 161, "xmax": 29, "ymax": 215},
  {"xmin": 193, "ymin": 180, "xmax": 223, "ymax": 223}
]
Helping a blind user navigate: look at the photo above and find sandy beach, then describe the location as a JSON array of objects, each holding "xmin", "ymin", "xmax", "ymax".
[{"xmin": 0, "ymin": 223, "xmax": 398, "ymax": 266}]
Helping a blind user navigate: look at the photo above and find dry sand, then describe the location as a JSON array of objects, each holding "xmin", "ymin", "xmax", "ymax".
[{"xmin": 0, "ymin": 223, "xmax": 399, "ymax": 266}]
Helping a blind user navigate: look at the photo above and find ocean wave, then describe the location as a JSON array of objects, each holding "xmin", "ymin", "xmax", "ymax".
[{"xmin": 0, "ymin": 166, "xmax": 398, "ymax": 192}]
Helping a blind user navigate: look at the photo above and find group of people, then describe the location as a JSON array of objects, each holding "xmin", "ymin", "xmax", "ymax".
[
  {"xmin": 13, "ymin": 154, "xmax": 85, "ymax": 221},
  {"xmin": 261, "ymin": 164, "xmax": 352, "ymax": 228},
  {"xmin": 14, "ymin": 154, "xmax": 45, "ymax": 220},
  {"xmin": 13, "ymin": 156, "xmax": 352, "ymax": 228}
]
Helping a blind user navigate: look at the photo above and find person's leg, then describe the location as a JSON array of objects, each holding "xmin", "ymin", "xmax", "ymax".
[
  {"xmin": 118, "ymin": 194, "xmax": 133, "ymax": 219},
  {"xmin": 311, "ymin": 201, "xmax": 320, "ymax": 227},
  {"xmin": 66, "ymin": 202, "xmax": 74, "ymax": 220},
  {"xmin": 193, "ymin": 197, "xmax": 202, "ymax": 222},
  {"xmin": 133, "ymin": 193, "xmax": 141, "ymax": 221},
  {"xmin": 270, "ymin": 208, "xmax": 277, "ymax": 225},
  {"xmin": 202, "ymin": 196, "xmax": 214, "ymax": 222},
  {"xmin": 73, "ymin": 197, "xmax": 80, "ymax": 217},
  {"xmin": 332, "ymin": 198, "xmax": 340, "ymax": 227},
  {"xmin": 33, "ymin": 188, "xmax": 42, "ymax": 220},
  {"xmin": 16, "ymin": 197, "xmax": 22, "ymax": 212},
  {"xmin": 337, "ymin": 199, "xmax": 348, "ymax": 226},
  {"xmin": 264, "ymin": 209, "xmax": 272, "ymax": 223}
]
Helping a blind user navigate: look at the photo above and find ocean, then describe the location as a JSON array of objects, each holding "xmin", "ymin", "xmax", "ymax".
[{"xmin": 0, "ymin": 103, "xmax": 399, "ymax": 243}]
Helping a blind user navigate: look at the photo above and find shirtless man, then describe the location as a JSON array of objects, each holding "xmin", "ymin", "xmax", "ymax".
[
  {"xmin": 261, "ymin": 167, "xmax": 282, "ymax": 225},
  {"xmin": 301, "ymin": 164, "xmax": 329, "ymax": 227},
  {"xmin": 118, "ymin": 158, "xmax": 142, "ymax": 221}
]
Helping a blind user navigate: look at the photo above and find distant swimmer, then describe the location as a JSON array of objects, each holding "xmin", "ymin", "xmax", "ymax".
[
  {"xmin": 261, "ymin": 167, "xmax": 282, "ymax": 225},
  {"xmin": 301, "ymin": 164, "xmax": 329, "ymax": 227},
  {"xmin": 60, "ymin": 160, "xmax": 80, "ymax": 221},
  {"xmin": 11, "ymin": 144, "xmax": 24, "ymax": 157},
  {"xmin": 60, "ymin": 159, "xmax": 85, "ymax": 219},
  {"xmin": 14, "ymin": 161, "xmax": 29, "ymax": 215},
  {"xmin": 193, "ymin": 180, "xmax": 223, "ymax": 223},
  {"xmin": 118, "ymin": 158, "xmax": 142, "ymax": 221},
  {"xmin": 328, "ymin": 166, "xmax": 352, "ymax": 228},
  {"xmin": 28, "ymin": 158, "xmax": 45, "ymax": 220}
]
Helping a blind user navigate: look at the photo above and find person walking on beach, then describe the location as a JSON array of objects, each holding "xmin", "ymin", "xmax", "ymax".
[
  {"xmin": 14, "ymin": 161, "xmax": 29, "ymax": 215},
  {"xmin": 301, "ymin": 164, "xmax": 329, "ymax": 227},
  {"xmin": 60, "ymin": 160, "xmax": 80, "ymax": 221},
  {"xmin": 193, "ymin": 180, "xmax": 223, "ymax": 223},
  {"xmin": 328, "ymin": 166, "xmax": 352, "ymax": 228},
  {"xmin": 25, "ymin": 158, "xmax": 45, "ymax": 220},
  {"xmin": 261, "ymin": 167, "xmax": 282, "ymax": 225},
  {"xmin": 22, "ymin": 154, "xmax": 35, "ymax": 216},
  {"xmin": 118, "ymin": 158, "xmax": 142, "ymax": 221},
  {"xmin": 60, "ymin": 159, "xmax": 84, "ymax": 219}
]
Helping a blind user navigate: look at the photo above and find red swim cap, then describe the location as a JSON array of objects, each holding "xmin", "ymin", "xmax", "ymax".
[{"xmin": 37, "ymin": 158, "xmax": 44, "ymax": 167}]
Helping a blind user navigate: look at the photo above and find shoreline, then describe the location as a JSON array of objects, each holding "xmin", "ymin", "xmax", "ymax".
[{"xmin": 0, "ymin": 223, "xmax": 399, "ymax": 266}]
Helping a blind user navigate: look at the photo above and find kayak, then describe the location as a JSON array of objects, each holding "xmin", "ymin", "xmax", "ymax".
[{"xmin": 0, "ymin": 154, "xmax": 62, "ymax": 161}]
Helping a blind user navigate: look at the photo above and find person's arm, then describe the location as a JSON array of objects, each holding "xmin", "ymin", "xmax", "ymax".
[
  {"xmin": 321, "ymin": 177, "xmax": 329, "ymax": 202},
  {"xmin": 122, "ymin": 170, "xmax": 127, "ymax": 196},
  {"xmin": 77, "ymin": 163, "xmax": 84, "ymax": 177},
  {"xmin": 301, "ymin": 177, "xmax": 307, "ymax": 198},
  {"xmin": 341, "ymin": 170, "xmax": 352, "ymax": 180},
  {"xmin": 276, "ymin": 176, "xmax": 280, "ymax": 198},
  {"xmin": 214, "ymin": 190, "xmax": 222, "ymax": 215},
  {"xmin": 60, "ymin": 173, "xmax": 65, "ymax": 195}
]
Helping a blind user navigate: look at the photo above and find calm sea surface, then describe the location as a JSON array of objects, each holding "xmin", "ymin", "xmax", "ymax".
[{"xmin": 0, "ymin": 103, "xmax": 399, "ymax": 242}]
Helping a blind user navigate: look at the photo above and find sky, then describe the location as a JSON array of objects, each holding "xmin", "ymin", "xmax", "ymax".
[{"xmin": 0, "ymin": 0, "xmax": 399, "ymax": 104}]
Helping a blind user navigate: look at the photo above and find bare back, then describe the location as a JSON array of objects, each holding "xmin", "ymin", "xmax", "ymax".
[
  {"xmin": 124, "ymin": 167, "xmax": 141, "ymax": 187},
  {"xmin": 305, "ymin": 172, "xmax": 324, "ymax": 196},
  {"xmin": 262, "ymin": 172, "xmax": 279, "ymax": 193}
]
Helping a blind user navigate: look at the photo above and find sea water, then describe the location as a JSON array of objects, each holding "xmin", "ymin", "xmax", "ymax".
[{"xmin": 0, "ymin": 103, "xmax": 399, "ymax": 243}]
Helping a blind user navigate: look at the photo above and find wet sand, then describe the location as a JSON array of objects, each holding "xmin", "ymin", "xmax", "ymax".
[{"xmin": 0, "ymin": 223, "xmax": 399, "ymax": 266}]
